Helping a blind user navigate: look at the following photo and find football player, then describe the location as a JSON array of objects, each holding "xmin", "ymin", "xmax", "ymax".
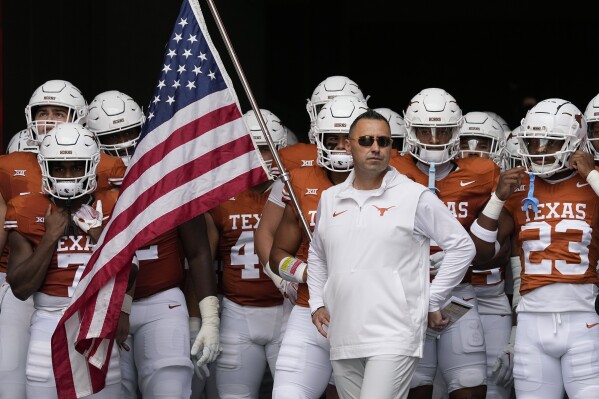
[
  {"xmin": 5, "ymin": 123, "xmax": 126, "ymax": 398},
  {"xmin": 471, "ymin": 98, "xmax": 599, "ymax": 399},
  {"xmin": 392, "ymin": 89, "xmax": 498, "ymax": 399},
  {"xmin": 203, "ymin": 109, "xmax": 291, "ymax": 398},
  {"xmin": 86, "ymin": 89, "xmax": 219, "ymax": 399},
  {"xmin": 0, "ymin": 80, "xmax": 126, "ymax": 399},
  {"xmin": 269, "ymin": 96, "xmax": 368, "ymax": 399}
]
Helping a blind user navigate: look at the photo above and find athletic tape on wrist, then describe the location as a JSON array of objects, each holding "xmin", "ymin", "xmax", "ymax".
[
  {"xmin": 121, "ymin": 294, "xmax": 133, "ymax": 315},
  {"xmin": 470, "ymin": 218, "xmax": 498, "ymax": 243},
  {"xmin": 586, "ymin": 170, "xmax": 599, "ymax": 196},
  {"xmin": 278, "ymin": 256, "xmax": 307, "ymax": 284},
  {"xmin": 481, "ymin": 192, "xmax": 505, "ymax": 220}
]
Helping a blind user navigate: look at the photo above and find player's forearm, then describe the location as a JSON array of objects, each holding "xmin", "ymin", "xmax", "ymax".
[{"xmin": 8, "ymin": 236, "xmax": 56, "ymax": 300}]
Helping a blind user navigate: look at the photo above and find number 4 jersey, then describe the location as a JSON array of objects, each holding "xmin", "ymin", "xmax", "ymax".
[
  {"xmin": 504, "ymin": 173, "xmax": 599, "ymax": 312},
  {"xmin": 5, "ymin": 190, "xmax": 118, "ymax": 297}
]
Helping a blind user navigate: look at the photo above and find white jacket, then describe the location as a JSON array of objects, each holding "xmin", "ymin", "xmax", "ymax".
[{"xmin": 307, "ymin": 167, "xmax": 475, "ymax": 360}]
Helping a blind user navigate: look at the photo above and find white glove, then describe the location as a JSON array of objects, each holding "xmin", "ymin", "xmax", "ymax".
[
  {"xmin": 73, "ymin": 201, "xmax": 103, "ymax": 233},
  {"xmin": 189, "ymin": 316, "xmax": 210, "ymax": 378},
  {"xmin": 492, "ymin": 325, "xmax": 516, "ymax": 388},
  {"xmin": 263, "ymin": 262, "xmax": 298, "ymax": 305},
  {"xmin": 429, "ymin": 251, "xmax": 445, "ymax": 277},
  {"xmin": 191, "ymin": 296, "xmax": 222, "ymax": 368}
]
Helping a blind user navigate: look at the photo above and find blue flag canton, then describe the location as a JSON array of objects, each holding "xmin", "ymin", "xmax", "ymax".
[{"xmin": 143, "ymin": 0, "xmax": 228, "ymax": 134}]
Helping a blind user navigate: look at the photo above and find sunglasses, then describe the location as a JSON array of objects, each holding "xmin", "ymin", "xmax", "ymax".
[{"xmin": 353, "ymin": 135, "xmax": 393, "ymax": 148}]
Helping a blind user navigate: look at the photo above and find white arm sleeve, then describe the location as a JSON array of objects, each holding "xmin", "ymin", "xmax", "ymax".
[
  {"xmin": 307, "ymin": 199, "xmax": 327, "ymax": 314},
  {"xmin": 414, "ymin": 190, "xmax": 476, "ymax": 312}
]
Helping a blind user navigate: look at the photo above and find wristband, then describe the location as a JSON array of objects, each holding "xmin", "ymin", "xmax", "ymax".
[
  {"xmin": 481, "ymin": 192, "xmax": 505, "ymax": 220},
  {"xmin": 470, "ymin": 219, "xmax": 498, "ymax": 243},
  {"xmin": 586, "ymin": 170, "xmax": 599, "ymax": 196},
  {"xmin": 278, "ymin": 256, "xmax": 307, "ymax": 284},
  {"xmin": 121, "ymin": 294, "xmax": 133, "ymax": 315}
]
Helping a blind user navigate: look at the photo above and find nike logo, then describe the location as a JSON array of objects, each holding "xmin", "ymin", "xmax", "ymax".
[
  {"xmin": 373, "ymin": 205, "xmax": 395, "ymax": 216},
  {"xmin": 168, "ymin": 304, "xmax": 182, "ymax": 309},
  {"xmin": 577, "ymin": 182, "xmax": 590, "ymax": 188},
  {"xmin": 462, "ymin": 297, "xmax": 474, "ymax": 301},
  {"xmin": 586, "ymin": 322, "xmax": 599, "ymax": 328},
  {"xmin": 333, "ymin": 210, "xmax": 348, "ymax": 217},
  {"xmin": 460, "ymin": 181, "xmax": 475, "ymax": 187}
]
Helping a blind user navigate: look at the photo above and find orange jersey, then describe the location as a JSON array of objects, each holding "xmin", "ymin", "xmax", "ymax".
[
  {"xmin": 209, "ymin": 188, "xmax": 283, "ymax": 307},
  {"xmin": 134, "ymin": 228, "xmax": 185, "ymax": 299},
  {"xmin": 96, "ymin": 153, "xmax": 127, "ymax": 190},
  {"xmin": 392, "ymin": 155, "xmax": 500, "ymax": 282},
  {"xmin": 278, "ymin": 143, "xmax": 318, "ymax": 171},
  {"xmin": 0, "ymin": 152, "xmax": 125, "ymax": 273},
  {"xmin": 504, "ymin": 174, "xmax": 599, "ymax": 295},
  {"xmin": 0, "ymin": 151, "xmax": 126, "ymax": 201},
  {"xmin": 5, "ymin": 190, "xmax": 118, "ymax": 297},
  {"xmin": 282, "ymin": 166, "xmax": 335, "ymax": 307}
]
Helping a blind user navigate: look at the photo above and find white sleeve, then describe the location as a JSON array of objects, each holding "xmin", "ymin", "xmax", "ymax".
[
  {"xmin": 267, "ymin": 178, "xmax": 285, "ymax": 208},
  {"xmin": 307, "ymin": 198, "xmax": 327, "ymax": 314},
  {"xmin": 414, "ymin": 190, "xmax": 476, "ymax": 312}
]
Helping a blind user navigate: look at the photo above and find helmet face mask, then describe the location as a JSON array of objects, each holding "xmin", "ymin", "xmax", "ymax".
[
  {"xmin": 517, "ymin": 98, "xmax": 586, "ymax": 178},
  {"xmin": 404, "ymin": 88, "xmax": 463, "ymax": 165},
  {"xmin": 313, "ymin": 95, "xmax": 368, "ymax": 172},
  {"xmin": 25, "ymin": 80, "xmax": 88, "ymax": 142},
  {"xmin": 38, "ymin": 123, "xmax": 100, "ymax": 200},
  {"xmin": 458, "ymin": 111, "xmax": 505, "ymax": 164},
  {"xmin": 306, "ymin": 76, "xmax": 367, "ymax": 144},
  {"xmin": 86, "ymin": 90, "xmax": 144, "ymax": 166}
]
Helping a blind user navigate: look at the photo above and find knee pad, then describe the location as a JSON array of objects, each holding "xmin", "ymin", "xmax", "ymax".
[
  {"xmin": 216, "ymin": 332, "xmax": 242, "ymax": 370},
  {"xmin": 445, "ymin": 367, "xmax": 486, "ymax": 393},
  {"xmin": 276, "ymin": 338, "xmax": 306, "ymax": 373},
  {"xmin": 142, "ymin": 361, "xmax": 192, "ymax": 399}
]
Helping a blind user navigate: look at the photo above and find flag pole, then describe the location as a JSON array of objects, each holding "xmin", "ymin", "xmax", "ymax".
[{"xmin": 202, "ymin": 0, "xmax": 312, "ymax": 241}]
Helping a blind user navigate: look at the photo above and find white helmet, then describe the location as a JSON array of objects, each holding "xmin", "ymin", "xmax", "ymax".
[
  {"xmin": 6, "ymin": 129, "xmax": 38, "ymax": 154},
  {"xmin": 517, "ymin": 98, "xmax": 586, "ymax": 177},
  {"xmin": 404, "ymin": 88, "xmax": 463, "ymax": 164},
  {"xmin": 25, "ymin": 80, "xmax": 88, "ymax": 142},
  {"xmin": 485, "ymin": 111, "xmax": 511, "ymax": 132},
  {"xmin": 243, "ymin": 109, "xmax": 287, "ymax": 173},
  {"xmin": 374, "ymin": 107, "xmax": 408, "ymax": 153},
  {"xmin": 38, "ymin": 123, "xmax": 100, "ymax": 200},
  {"xmin": 501, "ymin": 126, "xmax": 523, "ymax": 171},
  {"xmin": 86, "ymin": 90, "xmax": 144, "ymax": 165},
  {"xmin": 458, "ymin": 111, "xmax": 505, "ymax": 164},
  {"xmin": 583, "ymin": 93, "xmax": 599, "ymax": 160},
  {"xmin": 313, "ymin": 95, "xmax": 368, "ymax": 172},
  {"xmin": 306, "ymin": 76, "xmax": 367, "ymax": 144}
]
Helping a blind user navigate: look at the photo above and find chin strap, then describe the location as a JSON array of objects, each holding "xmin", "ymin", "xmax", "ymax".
[
  {"xmin": 521, "ymin": 173, "xmax": 539, "ymax": 213},
  {"xmin": 428, "ymin": 163, "xmax": 438, "ymax": 194}
]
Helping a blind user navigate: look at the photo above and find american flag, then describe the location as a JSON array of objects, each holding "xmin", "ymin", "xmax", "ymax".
[{"xmin": 51, "ymin": 0, "xmax": 269, "ymax": 397}]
